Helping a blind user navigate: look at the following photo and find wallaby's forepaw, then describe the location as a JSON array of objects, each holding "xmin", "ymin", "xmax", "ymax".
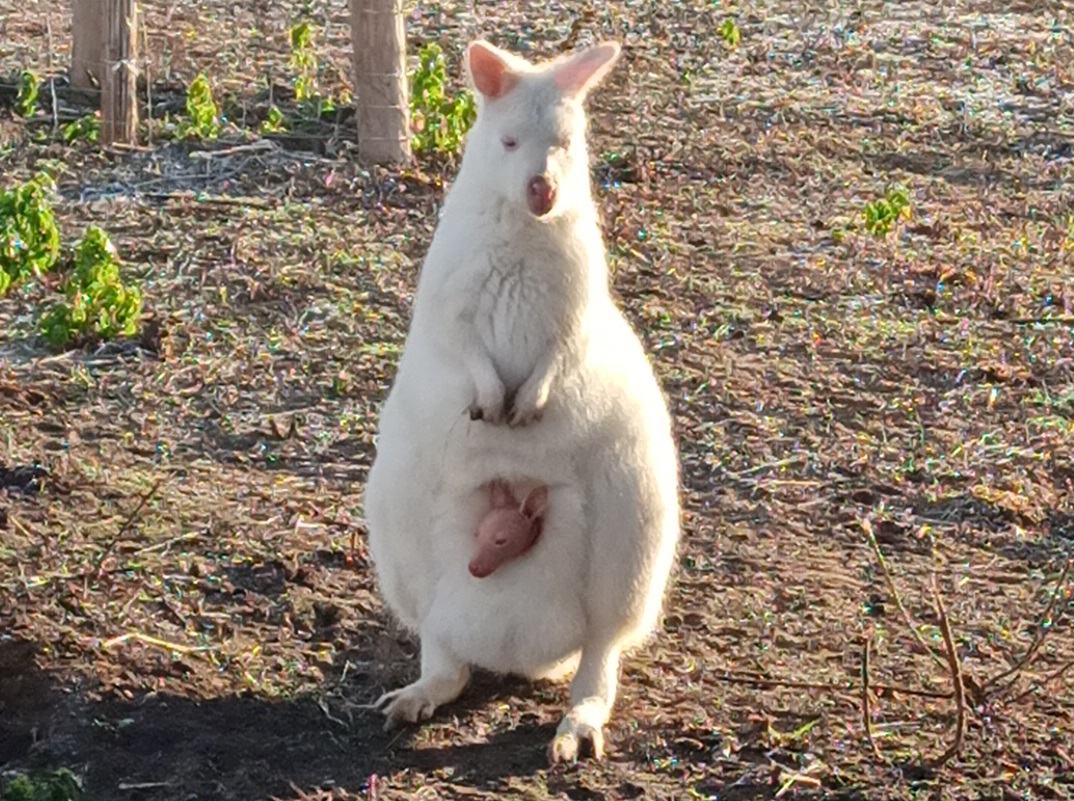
[
  {"xmin": 372, "ymin": 682, "xmax": 442, "ymax": 731},
  {"xmin": 468, "ymin": 380, "xmax": 507, "ymax": 425},
  {"xmin": 548, "ymin": 717, "xmax": 605, "ymax": 764},
  {"xmin": 508, "ymin": 374, "xmax": 551, "ymax": 427}
]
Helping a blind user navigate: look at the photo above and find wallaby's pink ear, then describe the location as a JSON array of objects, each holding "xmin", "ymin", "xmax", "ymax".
[
  {"xmin": 552, "ymin": 41, "xmax": 621, "ymax": 97},
  {"xmin": 467, "ymin": 40, "xmax": 521, "ymax": 99},
  {"xmin": 522, "ymin": 486, "xmax": 549, "ymax": 520},
  {"xmin": 488, "ymin": 480, "xmax": 516, "ymax": 508}
]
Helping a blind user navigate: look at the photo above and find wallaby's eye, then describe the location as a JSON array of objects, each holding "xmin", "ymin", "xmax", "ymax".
[{"xmin": 502, "ymin": 136, "xmax": 519, "ymax": 151}]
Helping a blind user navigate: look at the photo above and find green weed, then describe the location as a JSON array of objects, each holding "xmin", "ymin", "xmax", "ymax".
[
  {"xmin": 289, "ymin": 21, "xmax": 318, "ymax": 103},
  {"xmin": 15, "ymin": 70, "xmax": 40, "ymax": 117},
  {"xmin": 61, "ymin": 114, "xmax": 100, "ymax": 143},
  {"xmin": 409, "ymin": 42, "xmax": 476, "ymax": 158},
  {"xmin": 39, "ymin": 226, "xmax": 143, "ymax": 350},
  {"xmin": 260, "ymin": 104, "xmax": 287, "ymax": 133},
  {"xmin": 0, "ymin": 172, "xmax": 62, "ymax": 297},
  {"xmin": 1, "ymin": 768, "xmax": 82, "ymax": 801},
  {"xmin": 863, "ymin": 188, "xmax": 912, "ymax": 238},
  {"xmin": 288, "ymin": 21, "xmax": 336, "ymax": 117},
  {"xmin": 718, "ymin": 19, "xmax": 742, "ymax": 48},
  {"xmin": 178, "ymin": 73, "xmax": 221, "ymax": 139}
]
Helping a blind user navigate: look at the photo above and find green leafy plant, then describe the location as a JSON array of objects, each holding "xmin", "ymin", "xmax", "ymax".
[
  {"xmin": 61, "ymin": 114, "xmax": 100, "ymax": 143},
  {"xmin": 1, "ymin": 768, "xmax": 82, "ymax": 801},
  {"xmin": 289, "ymin": 21, "xmax": 318, "ymax": 103},
  {"xmin": 178, "ymin": 73, "xmax": 221, "ymax": 139},
  {"xmin": 718, "ymin": 18, "xmax": 742, "ymax": 48},
  {"xmin": 260, "ymin": 104, "xmax": 287, "ymax": 133},
  {"xmin": 15, "ymin": 70, "xmax": 40, "ymax": 117},
  {"xmin": 0, "ymin": 172, "xmax": 62, "ymax": 297},
  {"xmin": 287, "ymin": 21, "xmax": 336, "ymax": 118},
  {"xmin": 39, "ymin": 226, "xmax": 143, "ymax": 350},
  {"xmin": 863, "ymin": 187, "xmax": 912, "ymax": 237},
  {"xmin": 409, "ymin": 42, "xmax": 476, "ymax": 157}
]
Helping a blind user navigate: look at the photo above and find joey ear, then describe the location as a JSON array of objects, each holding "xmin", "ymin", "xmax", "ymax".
[
  {"xmin": 521, "ymin": 485, "xmax": 549, "ymax": 520},
  {"xmin": 466, "ymin": 40, "xmax": 521, "ymax": 99},
  {"xmin": 552, "ymin": 41, "xmax": 621, "ymax": 97}
]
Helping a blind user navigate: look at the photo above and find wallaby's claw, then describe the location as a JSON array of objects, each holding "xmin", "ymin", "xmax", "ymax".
[
  {"xmin": 372, "ymin": 684, "xmax": 440, "ymax": 731},
  {"xmin": 508, "ymin": 374, "xmax": 551, "ymax": 427},
  {"xmin": 469, "ymin": 382, "xmax": 508, "ymax": 425},
  {"xmin": 469, "ymin": 401, "xmax": 505, "ymax": 424},
  {"xmin": 508, "ymin": 405, "xmax": 543, "ymax": 428},
  {"xmin": 548, "ymin": 722, "xmax": 604, "ymax": 764}
]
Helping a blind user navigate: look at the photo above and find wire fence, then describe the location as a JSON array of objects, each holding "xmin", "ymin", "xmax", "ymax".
[
  {"xmin": 0, "ymin": 0, "xmax": 575, "ymax": 109},
  {"xmin": 0, "ymin": 0, "xmax": 602, "ymax": 159}
]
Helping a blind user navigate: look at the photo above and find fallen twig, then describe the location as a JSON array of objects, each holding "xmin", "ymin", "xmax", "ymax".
[
  {"xmin": 861, "ymin": 635, "xmax": 885, "ymax": 761},
  {"xmin": 1006, "ymin": 655, "xmax": 1074, "ymax": 706},
  {"xmin": 188, "ymin": 139, "xmax": 278, "ymax": 159},
  {"xmin": 862, "ymin": 518, "xmax": 948, "ymax": 671},
  {"xmin": 982, "ymin": 554, "xmax": 1072, "ymax": 699},
  {"xmin": 710, "ymin": 669, "xmax": 952, "ymax": 700},
  {"xmin": 90, "ymin": 478, "xmax": 164, "ymax": 575},
  {"xmin": 142, "ymin": 191, "xmax": 274, "ymax": 209},
  {"xmin": 101, "ymin": 631, "xmax": 209, "ymax": 657},
  {"xmin": 1005, "ymin": 315, "xmax": 1074, "ymax": 325},
  {"xmin": 931, "ymin": 575, "xmax": 966, "ymax": 769}
]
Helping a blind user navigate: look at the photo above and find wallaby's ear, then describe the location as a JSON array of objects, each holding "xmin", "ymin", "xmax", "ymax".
[
  {"xmin": 552, "ymin": 41, "xmax": 621, "ymax": 97},
  {"xmin": 466, "ymin": 40, "xmax": 521, "ymax": 99},
  {"xmin": 488, "ymin": 480, "xmax": 516, "ymax": 508},
  {"xmin": 522, "ymin": 485, "xmax": 549, "ymax": 520}
]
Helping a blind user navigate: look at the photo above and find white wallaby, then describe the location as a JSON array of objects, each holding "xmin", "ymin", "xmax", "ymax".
[{"xmin": 362, "ymin": 38, "xmax": 681, "ymax": 763}]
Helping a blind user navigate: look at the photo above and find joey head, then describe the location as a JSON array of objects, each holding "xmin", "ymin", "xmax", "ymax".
[{"xmin": 469, "ymin": 480, "xmax": 549, "ymax": 578}]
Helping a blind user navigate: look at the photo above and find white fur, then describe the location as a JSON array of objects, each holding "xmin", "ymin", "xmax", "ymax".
[{"xmin": 362, "ymin": 39, "xmax": 681, "ymax": 763}]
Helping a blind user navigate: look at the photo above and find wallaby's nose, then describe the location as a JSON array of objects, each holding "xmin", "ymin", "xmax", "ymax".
[{"xmin": 526, "ymin": 175, "xmax": 557, "ymax": 217}]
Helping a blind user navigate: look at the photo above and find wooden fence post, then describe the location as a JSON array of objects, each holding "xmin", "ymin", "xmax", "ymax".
[
  {"xmin": 350, "ymin": 0, "xmax": 411, "ymax": 165},
  {"xmin": 71, "ymin": 0, "xmax": 106, "ymax": 92},
  {"xmin": 100, "ymin": 0, "xmax": 138, "ymax": 145}
]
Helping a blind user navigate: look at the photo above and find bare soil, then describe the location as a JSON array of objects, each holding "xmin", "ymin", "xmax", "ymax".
[{"xmin": 1, "ymin": 1, "xmax": 1072, "ymax": 799}]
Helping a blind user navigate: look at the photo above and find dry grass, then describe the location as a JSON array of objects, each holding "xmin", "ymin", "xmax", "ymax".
[{"xmin": 1, "ymin": 1, "xmax": 1073, "ymax": 799}]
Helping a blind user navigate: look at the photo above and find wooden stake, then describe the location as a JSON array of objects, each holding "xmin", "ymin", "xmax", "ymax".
[
  {"xmin": 350, "ymin": 0, "xmax": 411, "ymax": 165},
  {"xmin": 71, "ymin": 0, "xmax": 106, "ymax": 93},
  {"xmin": 101, "ymin": 0, "xmax": 138, "ymax": 146}
]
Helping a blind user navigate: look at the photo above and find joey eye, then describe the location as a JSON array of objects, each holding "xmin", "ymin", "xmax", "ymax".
[{"xmin": 502, "ymin": 136, "xmax": 519, "ymax": 151}]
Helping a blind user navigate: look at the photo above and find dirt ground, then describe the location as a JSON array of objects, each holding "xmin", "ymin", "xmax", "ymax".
[{"xmin": 1, "ymin": 1, "xmax": 1073, "ymax": 799}]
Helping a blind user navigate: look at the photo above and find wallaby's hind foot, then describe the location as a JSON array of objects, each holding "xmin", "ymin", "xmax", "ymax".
[
  {"xmin": 548, "ymin": 699, "xmax": 607, "ymax": 762},
  {"xmin": 372, "ymin": 640, "xmax": 470, "ymax": 731},
  {"xmin": 548, "ymin": 641, "xmax": 620, "ymax": 764}
]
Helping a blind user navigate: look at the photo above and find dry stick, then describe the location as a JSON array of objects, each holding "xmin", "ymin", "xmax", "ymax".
[
  {"xmin": 931, "ymin": 575, "xmax": 966, "ymax": 768},
  {"xmin": 101, "ymin": 631, "xmax": 207, "ymax": 656},
  {"xmin": 45, "ymin": 14, "xmax": 58, "ymax": 129},
  {"xmin": 88, "ymin": 478, "xmax": 164, "ymax": 577},
  {"xmin": 982, "ymin": 554, "xmax": 1072, "ymax": 697},
  {"xmin": 862, "ymin": 518, "xmax": 948, "ymax": 671},
  {"xmin": 861, "ymin": 634, "xmax": 885, "ymax": 761},
  {"xmin": 710, "ymin": 670, "xmax": 952, "ymax": 700},
  {"xmin": 142, "ymin": 18, "xmax": 152, "ymax": 147},
  {"xmin": 1007, "ymin": 655, "xmax": 1074, "ymax": 706}
]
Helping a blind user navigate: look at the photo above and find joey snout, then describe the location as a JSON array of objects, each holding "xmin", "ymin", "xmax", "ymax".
[{"xmin": 526, "ymin": 175, "xmax": 557, "ymax": 217}]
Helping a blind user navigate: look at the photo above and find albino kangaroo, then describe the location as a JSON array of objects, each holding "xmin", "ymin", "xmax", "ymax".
[{"xmin": 362, "ymin": 38, "xmax": 680, "ymax": 763}]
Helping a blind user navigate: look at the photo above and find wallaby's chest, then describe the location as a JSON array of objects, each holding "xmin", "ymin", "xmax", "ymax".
[{"xmin": 473, "ymin": 238, "xmax": 574, "ymax": 391}]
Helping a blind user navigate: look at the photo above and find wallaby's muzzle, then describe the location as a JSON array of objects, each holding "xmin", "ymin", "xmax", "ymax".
[{"xmin": 527, "ymin": 175, "xmax": 557, "ymax": 217}]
